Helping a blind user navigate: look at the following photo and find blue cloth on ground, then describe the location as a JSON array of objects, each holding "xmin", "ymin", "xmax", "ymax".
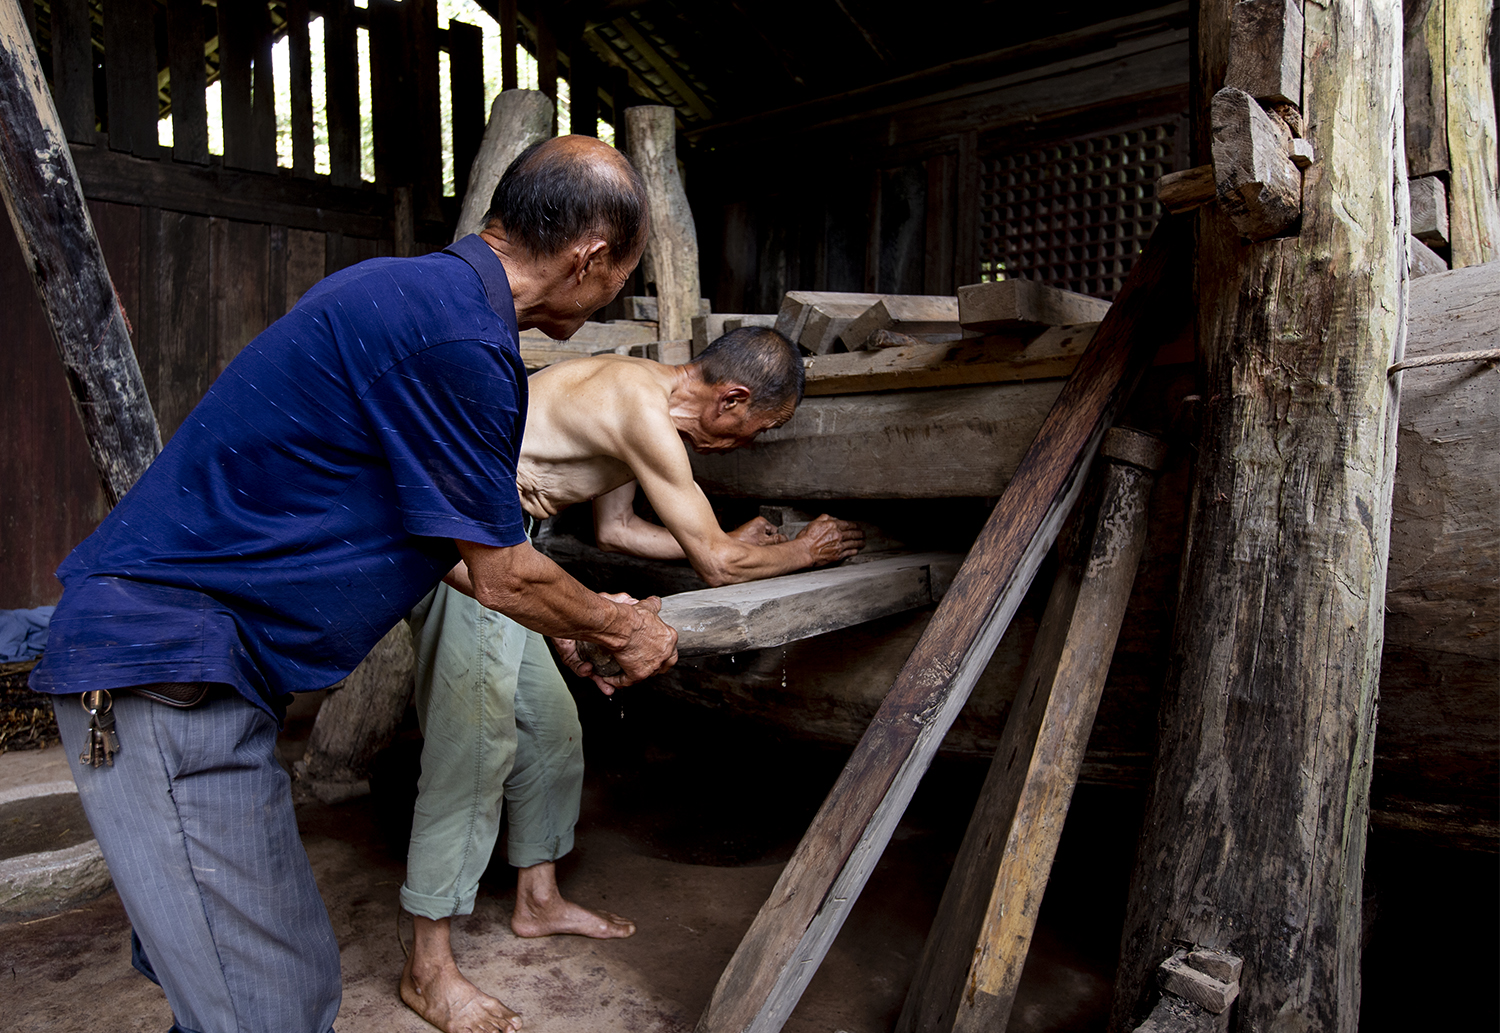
[
  {"xmin": 0, "ymin": 606, "xmax": 54, "ymax": 662},
  {"xmin": 30, "ymin": 235, "xmax": 529, "ymax": 716}
]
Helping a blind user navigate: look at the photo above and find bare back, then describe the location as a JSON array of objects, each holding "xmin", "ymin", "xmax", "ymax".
[{"xmin": 517, "ymin": 355, "xmax": 688, "ymax": 520}]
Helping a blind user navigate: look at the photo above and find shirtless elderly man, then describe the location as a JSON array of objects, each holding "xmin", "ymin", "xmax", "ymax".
[{"xmin": 400, "ymin": 328, "xmax": 864, "ymax": 1033}]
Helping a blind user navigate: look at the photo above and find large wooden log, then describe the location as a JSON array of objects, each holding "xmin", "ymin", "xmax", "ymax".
[
  {"xmin": 0, "ymin": 0, "xmax": 161, "ymax": 505},
  {"xmin": 1109, "ymin": 2, "xmax": 1407, "ymax": 1030},
  {"xmin": 625, "ymin": 106, "xmax": 700, "ymax": 350},
  {"xmin": 453, "ymin": 90, "xmax": 554, "ymax": 241},
  {"xmin": 695, "ymin": 217, "xmax": 1191, "ymax": 1033},
  {"xmin": 1443, "ymin": 0, "xmax": 1500, "ymax": 266},
  {"xmin": 898, "ymin": 429, "xmax": 1166, "ymax": 1033}
]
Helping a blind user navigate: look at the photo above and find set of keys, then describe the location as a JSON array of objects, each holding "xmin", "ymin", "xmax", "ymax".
[{"xmin": 80, "ymin": 690, "xmax": 120, "ymax": 768}]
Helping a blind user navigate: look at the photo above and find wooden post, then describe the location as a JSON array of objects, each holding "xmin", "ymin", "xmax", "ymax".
[
  {"xmin": 695, "ymin": 217, "xmax": 1191, "ymax": 1033},
  {"xmin": 1443, "ymin": 0, "xmax": 1500, "ymax": 266},
  {"xmin": 898, "ymin": 428, "xmax": 1167, "ymax": 1033},
  {"xmin": 448, "ymin": 19, "xmax": 485, "ymax": 204},
  {"xmin": 0, "ymin": 0, "xmax": 161, "ymax": 504},
  {"xmin": 453, "ymin": 90, "xmax": 553, "ymax": 241},
  {"xmin": 324, "ymin": 0, "xmax": 361, "ymax": 187},
  {"xmin": 625, "ymin": 105, "xmax": 700, "ymax": 350},
  {"xmin": 287, "ymin": 0, "xmax": 315, "ymax": 176},
  {"xmin": 1108, "ymin": 1, "xmax": 1406, "ymax": 1030}
]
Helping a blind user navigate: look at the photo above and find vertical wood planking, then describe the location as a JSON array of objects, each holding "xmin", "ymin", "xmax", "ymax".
[
  {"xmin": 211, "ymin": 218, "xmax": 271, "ymax": 379},
  {"xmin": 218, "ymin": 0, "xmax": 254, "ymax": 169},
  {"xmin": 367, "ymin": 0, "xmax": 407, "ymax": 189},
  {"xmin": 143, "ymin": 208, "xmax": 212, "ymax": 440},
  {"xmin": 571, "ymin": 41, "xmax": 599, "ymax": 137},
  {"xmin": 924, "ymin": 152, "xmax": 955, "ymax": 296},
  {"xmin": 285, "ymin": 227, "xmax": 326, "ymax": 309},
  {"xmin": 288, "ymin": 0, "xmax": 314, "ymax": 175},
  {"xmin": 449, "ymin": 19, "xmax": 484, "ymax": 204},
  {"xmin": 500, "ymin": 0, "xmax": 518, "ymax": 91},
  {"xmin": 248, "ymin": 0, "xmax": 276, "ymax": 171},
  {"xmin": 407, "ymin": 0, "xmax": 442, "ymax": 218},
  {"xmin": 268, "ymin": 224, "xmax": 288, "ymax": 320},
  {"xmin": 955, "ymin": 131, "xmax": 980, "ymax": 288},
  {"xmin": 537, "ymin": 11, "xmax": 558, "ymax": 134},
  {"xmin": 166, "ymin": 0, "xmax": 208, "ymax": 163},
  {"xmin": 102, "ymin": 0, "xmax": 161, "ymax": 157},
  {"xmin": 49, "ymin": 0, "xmax": 95, "ymax": 141},
  {"xmin": 324, "ymin": 0, "xmax": 360, "ymax": 187}
]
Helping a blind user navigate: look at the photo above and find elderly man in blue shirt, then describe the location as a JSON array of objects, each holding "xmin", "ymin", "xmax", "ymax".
[{"xmin": 29, "ymin": 135, "xmax": 676, "ymax": 1033}]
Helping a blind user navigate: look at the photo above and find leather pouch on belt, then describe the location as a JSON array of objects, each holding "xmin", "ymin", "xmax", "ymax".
[{"xmin": 129, "ymin": 682, "xmax": 212, "ymax": 708}]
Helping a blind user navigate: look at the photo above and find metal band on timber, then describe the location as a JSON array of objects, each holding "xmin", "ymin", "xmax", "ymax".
[
  {"xmin": 694, "ymin": 216, "xmax": 1193, "ymax": 1033},
  {"xmin": 0, "ymin": 0, "xmax": 161, "ymax": 504}
]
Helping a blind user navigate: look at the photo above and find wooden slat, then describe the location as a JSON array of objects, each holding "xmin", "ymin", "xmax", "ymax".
[
  {"xmin": 48, "ymin": 0, "xmax": 94, "ymax": 142},
  {"xmin": 70, "ymin": 143, "xmax": 391, "ymax": 237},
  {"xmin": 248, "ymin": 0, "xmax": 277, "ymax": 172},
  {"xmin": 210, "ymin": 216, "xmax": 271, "ymax": 378},
  {"xmin": 407, "ymin": 0, "xmax": 442, "ymax": 217},
  {"xmin": 323, "ymin": 0, "xmax": 361, "ymax": 187},
  {"xmin": 287, "ymin": 0, "xmax": 315, "ymax": 175},
  {"xmin": 268, "ymin": 223, "xmax": 288, "ymax": 321},
  {"xmin": 139, "ymin": 207, "xmax": 211, "ymax": 440},
  {"xmin": 898, "ymin": 431, "xmax": 1164, "ymax": 1033},
  {"xmin": 924, "ymin": 153, "xmax": 956, "ymax": 296},
  {"xmin": 218, "ymin": 0, "xmax": 254, "ymax": 169},
  {"xmin": 284, "ymin": 227, "xmax": 327, "ymax": 309},
  {"xmin": 694, "ymin": 215, "xmax": 1190, "ymax": 1033},
  {"xmin": 537, "ymin": 10, "xmax": 558, "ymax": 133},
  {"xmin": 102, "ymin": 0, "xmax": 160, "ymax": 158},
  {"xmin": 570, "ymin": 42, "xmax": 600, "ymax": 137},
  {"xmin": 1403, "ymin": 0, "xmax": 1447, "ymax": 178},
  {"xmin": 166, "ymin": 0, "xmax": 208, "ymax": 164},
  {"xmin": 0, "ymin": 2, "xmax": 162, "ymax": 504},
  {"xmin": 500, "ymin": 0, "xmax": 518, "ymax": 91},
  {"xmin": 366, "ymin": 0, "xmax": 406, "ymax": 189},
  {"xmin": 448, "ymin": 19, "xmax": 484, "ymax": 204}
]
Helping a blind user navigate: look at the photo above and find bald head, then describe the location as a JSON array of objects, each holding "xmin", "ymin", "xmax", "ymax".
[{"xmin": 486, "ymin": 135, "xmax": 648, "ymax": 262}]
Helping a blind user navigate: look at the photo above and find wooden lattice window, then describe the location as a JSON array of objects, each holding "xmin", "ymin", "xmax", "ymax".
[{"xmin": 977, "ymin": 123, "xmax": 1181, "ymax": 301}]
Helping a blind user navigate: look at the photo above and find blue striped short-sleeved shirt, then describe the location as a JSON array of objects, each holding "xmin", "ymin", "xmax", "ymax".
[{"xmin": 30, "ymin": 235, "xmax": 529, "ymax": 716}]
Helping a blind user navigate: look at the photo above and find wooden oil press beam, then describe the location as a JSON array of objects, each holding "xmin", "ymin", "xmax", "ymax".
[
  {"xmin": 896, "ymin": 426, "xmax": 1168, "ymax": 1033},
  {"xmin": 0, "ymin": 0, "xmax": 161, "ymax": 503},
  {"xmin": 694, "ymin": 215, "xmax": 1193, "ymax": 1033}
]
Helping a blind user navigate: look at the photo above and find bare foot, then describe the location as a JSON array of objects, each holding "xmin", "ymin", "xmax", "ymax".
[
  {"xmin": 511, "ymin": 893, "xmax": 637, "ymax": 939},
  {"xmin": 401, "ymin": 950, "xmax": 522, "ymax": 1033}
]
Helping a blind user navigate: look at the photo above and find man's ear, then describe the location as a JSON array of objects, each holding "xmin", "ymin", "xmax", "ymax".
[
  {"xmin": 718, "ymin": 385, "xmax": 752, "ymax": 413},
  {"xmin": 575, "ymin": 238, "xmax": 611, "ymax": 283}
]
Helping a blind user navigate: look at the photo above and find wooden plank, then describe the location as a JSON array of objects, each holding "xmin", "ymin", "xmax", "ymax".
[
  {"xmin": 367, "ymin": 0, "xmax": 405, "ymax": 188},
  {"xmin": 924, "ymin": 152, "xmax": 956, "ymax": 296},
  {"xmin": 69, "ymin": 143, "xmax": 392, "ymax": 237},
  {"xmin": 323, "ymin": 0, "xmax": 361, "ymax": 187},
  {"xmin": 499, "ymin": 0, "xmax": 518, "ymax": 92},
  {"xmin": 626, "ymin": 106, "xmax": 701, "ymax": 344},
  {"xmin": 285, "ymin": 227, "xmax": 326, "ymax": 310},
  {"xmin": 0, "ymin": 3, "xmax": 162, "ymax": 504},
  {"xmin": 448, "ymin": 19, "xmax": 485, "ymax": 205},
  {"xmin": 625, "ymin": 296, "xmax": 709, "ymax": 322},
  {"xmin": 102, "ymin": 0, "xmax": 160, "ymax": 158},
  {"xmin": 773, "ymin": 291, "xmax": 881, "ymax": 354},
  {"xmin": 143, "ymin": 208, "xmax": 212, "ymax": 440},
  {"xmin": 897, "ymin": 430, "xmax": 1165, "ymax": 1033},
  {"xmin": 519, "ymin": 321, "xmax": 658, "ymax": 350},
  {"xmin": 957, "ymin": 279, "xmax": 1112, "ymax": 334},
  {"xmin": 537, "ymin": 9, "xmax": 558, "ymax": 128},
  {"xmin": 218, "ymin": 0, "xmax": 254, "ymax": 169},
  {"xmin": 1210, "ymin": 85, "xmax": 1301, "ymax": 241},
  {"xmin": 691, "ymin": 313, "xmax": 777, "ymax": 356},
  {"xmin": 1444, "ymin": 0, "xmax": 1500, "ymax": 266},
  {"xmin": 267, "ymin": 224, "xmax": 288, "ymax": 321},
  {"xmin": 694, "ymin": 216, "xmax": 1191, "ymax": 1033},
  {"xmin": 1404, "ymin": 0, "xmax": 1448, "ymax": 178},
  {"xmin": 840, "ymin": 294, "xmax": 961, "ymax": 350},
  {"xmin": 166, "ymin": 0, "xmax": 208, "ymax": 164},
  {"xmin": 801, "ymin": 324, "xmax": 1095, "ymax": 396},
  {"xmin": 1224, "ymin": 0, "xmax": 1304, "ymax": 105},
  {"xmin": 48, "ymin": 0, "xmax": 94, "ymax": 142},
  {"xmin": 287, "ymin": 0, "xmax": 315, "ymax": 175},
  {"xmin": 247, "ymin": 0, "xmax": 277, "ymax": 172},
  {"xmin": 1409, "ymin": 232, "xmax": 1448, "ymax": 276},
  {"xmin": 1110, "ymin": 0, "xmax": 1407, "ymax": 1027},
  {"xmin": 407, "ymin": 0, "xmax": 443, "ymax": 218},
  {"xmin": 570, "ymin": 41, "xmax": 599, "ymax": 137},
  {"xmin": 210, "ymin": 217, "xmax": 270, "ymax": 380}
]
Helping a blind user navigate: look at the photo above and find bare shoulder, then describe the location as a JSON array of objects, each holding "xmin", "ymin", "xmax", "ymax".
[{"xmin": 527, "ymin": 355, "xmax": 677, "ymax": 452}]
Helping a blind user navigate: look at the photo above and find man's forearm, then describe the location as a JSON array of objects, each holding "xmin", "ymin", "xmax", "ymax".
[{"xmin": 456, "ymin": 540, "xmax": 637, "ymax": 650}]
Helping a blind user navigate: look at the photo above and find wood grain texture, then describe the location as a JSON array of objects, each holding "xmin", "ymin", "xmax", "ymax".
[
  {"xmin": 167, "ymin": 0, "xmax": 209, "ymax": 164},
  {"xmin": 1210, "ymin": 85, "xmax": 1301, "ymax": 241},
  {"xmin": 957, "ymin": 279, "xmax": 1112, "ymax": 334},
  {"xmin": 287, "ymin": 0, "xmax": 315, "ymax": 176},
  {"xmin": 1157, "ymin": 164, "xmax": 1216, "ymax": 213},
  {"xmin": 102, "ymin": 0, "xmax": 160, "ymax": 158},
  {"xmin": 449, "ymin": 20, "xmax": 485, "ymax": 206},
  {"xmin": 840, "ymin": 294, "xmax": 961, "ymax": 351},
  {"xmin": 1443, "ymin": 0, "xmax": 1500, "ymax": 266},
  {"xmin": 626, "ymin": 106, "xmax": 701, "ymax": 344},
  {"xmin": 1109, "ymin": 1, "xmax": 1407, "ymax": 1029},
  {"xmin": 1224, "ymin": 0, "xmax": 1304, "ymax": 104},
  {"xmin": 1404, "ymin": 0, "xmax": 1448, "ymax": 177},
  {"xmin": 1408, "ymin": 173, "xmax": 1450, "ymax": 246},
  {"xmin": 899, "ymin": 441, "xmax": 1162, "ymax": 1033},
  {"xmin": 323, "ymin": 0, "xmax": 361, "ymax": 188},
  {"xmin": 454, "ymin": 90, "xmax": 553, "ymax": 241},
  {"xmin": 0, "ymin": 0, "xmax": 161, "ymax": 505},
  {"xmin": 48, "ymin": 0, "xmax": 92, "ymax": 142},
  {"xmin": 694, "ymin": 216, "xmax": 1191, "ymax": 1033}
]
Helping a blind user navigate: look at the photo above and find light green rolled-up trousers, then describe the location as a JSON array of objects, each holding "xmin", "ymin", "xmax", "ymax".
[{"xmin": 399, "ymin": 582, "xmax": 584, "ymax": 920}]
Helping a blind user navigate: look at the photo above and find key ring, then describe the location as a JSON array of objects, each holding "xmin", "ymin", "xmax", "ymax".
[{"xmin": 81, "ymin": 689, "xmax": 112, "ymax": 716}]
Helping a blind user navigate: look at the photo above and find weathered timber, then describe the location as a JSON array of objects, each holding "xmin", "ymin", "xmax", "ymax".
[
  {"xmin": 1224, "ymin": 0, "xmax": 1304, "ymax": 105},
  {"xmin": 1157, "ymin": 164, "xmax": 1216, "ymax": 213},
  {"xmin": 1409, "ymin": 233, "xmax": 1447, "ymax": 276},
  {"xmin": 692, "ymin": 313, "xmax": 777, "ymax": 355},
  {"xmin": 102, "ymin": 0, "xmax": 159, "ymax": 159},
  {"xmin": 324, "ymin": 0, "xmax": 361, "ymax": 187},
  {"xmin": 521, "ymin": 321, "xmax": 659, "ymax": 349},
  {"xmin": 800, "ymin": 324, "xmax": 1095, "ymax": 396},
  {"xmin": 773, "ymin": 291, "xmax": 882, "ymax": 354},
  {"xmin": 957, "ymin": 279, "xmax": 1112, "ymax": 334},
  {"xmin": 1403, "ymin": 0, "xmax": 1447, "ymax": 177},
  {"xmin": 1158, "ymin": 953, "xmax": 1239, "ymax": 1015},
  {"xmin": 1210, "ymin": 85, "xmax": 1301, "ymax": 241},
  {"xmin": 0, "ymin": 1, "xmax": 161, "ymax": 504},
  {"xmin": 898, "ymin": 428, "xmax": 1166, "ymax": 1033},
  {"xmin": 695, "ymin": 216, "xmax": 1191, "ymax": 1033},
  {"xmin": 1444, "ymin": 0, "xmax": 1500, "ymax": 266},
  {"xmin": 1109, "ymin": 1, "xmax": 1407, "ymax": 1029},
  {"xmin": 287, "ymin": 0, "xmax": 315, "ymax": 175},
  {"xmin": 626, "ymin": 106, "xmax": 700, "ymax": 344},
  {"xmin": 48, "ymin": 0, "xmax": 92, "ymax": 143},
  {"xmin": 167, "ymin": 0, "xmax": 209, "ymax": 164},
  {"xmin": 454, "ymin": 90, "xmax": 554, "ymax": 241},
  {"xmin": 448, "ymin": 20, "xmax": 485, "ymax": 204},
  {"xmin": 625, "ymin": 296, "xmax": 710, "ymax": 322},
  {"xmin": 1409, "ymin": 174, "xmax": 1450, "ymax": 247},
  {"xmin": 296, "ymin": 623, "xmax": 415, "ymax": 803},
  {"xmin": 840, "ymin": 295, "xmax": 962, "ymax": 350}
]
